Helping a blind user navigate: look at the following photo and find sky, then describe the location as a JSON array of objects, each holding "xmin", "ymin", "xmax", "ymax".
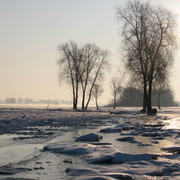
[{"xmin": 0, "ymin": 0, "xmax": 180, "ymax": 105}]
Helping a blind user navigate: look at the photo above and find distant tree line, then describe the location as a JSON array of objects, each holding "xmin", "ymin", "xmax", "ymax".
[
  {"xmin": 0, "ymin": 97, "xmax": 71, "ymax": 105},
  {"xmin": 109, "ymin": 86, "xmax": 178, "ymax": 107}
]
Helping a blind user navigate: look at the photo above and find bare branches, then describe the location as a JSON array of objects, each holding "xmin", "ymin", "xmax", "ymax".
[
  {"xmin": 57, "ymin": 41, "xmax": 82, "ymax": 109},
  {"xmin": 117, "ymin": 0, "xmax": 177, "ymax": 114},
  {"xmin": 57, "ymin": 40, "xmax": 109, "ymax": 109}
]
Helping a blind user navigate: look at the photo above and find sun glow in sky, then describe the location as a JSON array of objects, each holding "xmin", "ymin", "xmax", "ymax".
[{"xmin": 0, "ymin": 0, "xmax": 180, "ymax": 104}]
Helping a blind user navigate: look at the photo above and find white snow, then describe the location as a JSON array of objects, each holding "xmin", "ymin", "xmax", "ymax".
[{"xmin": 0, "ymin": 105, "xmax": 179, "ymax": 179}]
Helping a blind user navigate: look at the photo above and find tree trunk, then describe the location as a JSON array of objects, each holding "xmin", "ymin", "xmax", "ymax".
[
  {"xmin": 113, "ymin": 99, "xmax": 116, "ymax": 109},
  {"xmin": 81, "ymin": 79, "xmax": 88, "ymax": 109},
  {"xmin": 73, "ymin": 102, "xmax": 77, "ymax": 109},
  {"xmin": 74, "ymin": 80, "xmax": 79, "ymax": 109},
  {"xmin": 73, "ymin": 92, "xmax": 77, "ymax": 109},
  {"xmin": 85, "ymin": 89, "xmax": 92, "ymax": 109},
  {"xmin": 85, "ymin": 59, "xmax": 104, "ymax": 109},
  {"xmin": 82, "ymin": 90, "xmax": 85, "ymax": 109},
  {"xmin": 158, "ymin": 89, "xmax": 161, "ymax": 110},
  {"xmin": 113, "ymin": 92, "xmax": 116, "ymax": 109},
  {"xmin": 95, "ymin": 97, "xmax": 99, "ymax": 109},
  {"xmin": 147, "ymin": 81, "xmax": 152, "ymax": 115},
  {"xmin": 85, "ymin": 79, "xmax": 97, "ymax": 109},
  {"xmin": 72, "ymin": 86, "xmax": 76, "ymax": 109},
  {"xmin": 142, "ymin": 82, "xmax": 147, "ymax": 112}
]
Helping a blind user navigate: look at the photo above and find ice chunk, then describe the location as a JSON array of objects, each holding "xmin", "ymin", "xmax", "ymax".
[
  {"xmin": 100, "ymin": 128, "xmax": 121, "ymax": 133},
  {"xmin": 161, "ymin": 147, "xmax": 180, "ymax": 154},
  {"xmin": 116, "ymin": 137, "xmax": 135, "ymax": 142},
  {"xmin": 76, "ymin": 133, "xmax": 102, "ymax": 142},
  {"xmin": 112, "ymin": 152, "xmax": 159, "ymax": 163},
  {"xmin": 0, "ymin": 165, "xmax": 29, "ymax": 175}
]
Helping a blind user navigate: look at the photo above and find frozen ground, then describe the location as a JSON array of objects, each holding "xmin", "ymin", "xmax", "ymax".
[{"xmin": 0, "ymin": 105, "xmax": 179, "ymax": 180}]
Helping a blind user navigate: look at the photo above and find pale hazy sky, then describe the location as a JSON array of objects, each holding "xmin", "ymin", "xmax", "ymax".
[{"xmin": 0, "ymin": 0, "xmax": 180, "ymax": 104}]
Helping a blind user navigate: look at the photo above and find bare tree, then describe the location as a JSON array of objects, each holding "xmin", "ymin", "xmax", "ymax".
[
  {"xmin": 117, "ymin": 1, "xmax": 151, "ymax": 112},
  {"xmin": 92, "ymin": 83, "xmax": 103, "ymax": 109},
  {"xmin": 110, "ymin": 76, "xmax": 123, "ymax": 109},
  {"xmin": 57, "ymin": 41, "xmax": 109, "ymax": 110},
  {"xmin": 80, "ymin": 44, "xmax": 100, "ymax": 109},
  {"xmin": 145, "ymin": 8, "xmax": 176, "ymax": 114},
  {"xmin": 117, "ymin": 0, "xmax": 176, "ymax": 114},
  {"xmin": 80, "ymin": 44, "xmax": 109, "ymax": 109},
  {"xmin": 57, "ymin": 41, "xmax": 83, "ymax": 109}
]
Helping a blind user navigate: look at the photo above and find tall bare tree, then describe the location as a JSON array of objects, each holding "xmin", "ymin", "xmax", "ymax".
[
  {"xmin": 80, "ymin": 44, "xmax": 96, "ymax": 109},
  {"xmin": 145, "ymin": 8, "xmax": 176, "ymax": 114},
  {"xmin": 57, "ymin": 41, "xmax": 109, "ymax": 110},
  {"xmin": 117, "ymin": 0, "xmax": 176, "ymax": 114},
  {"xmin": 57, "ymin": 41, "xmax": 83, "ymax": 109},
  {"xmin": 84, "ymin": 49, "xmax": 109, "ymax": 109},
  {"xmin": 80, "ymin": 44, "xmax": 109, "ymax": 109}
]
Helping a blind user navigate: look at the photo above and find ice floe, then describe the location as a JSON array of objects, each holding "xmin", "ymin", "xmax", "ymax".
[
  {"xmin": 100, "ymin": 127, "xmax": 121, "ymax": 133},
  {"xmin": 162, "ymin": 147, "xmax": 180, "ymax": 154},
  {"xmin": 116, "ymin": 137, "xmax": 135, "ymax": 142},
  {"xmin": 76, "ymin": 133, "xmax": 102, "ymax": 142},
  {"xmin": 0, "ymin": 165, "xmax": 29, "ymax": 175}
]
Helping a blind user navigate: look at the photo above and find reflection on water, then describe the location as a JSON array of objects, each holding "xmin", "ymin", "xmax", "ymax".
[
  {"xmin": 166, "ymin": 118, "xmax": 180, "ymax": 129},
  {"xmin": 0, "ymin": 143, "xmax": 43, "ymax": 166},
  {"xmin": 159, "ymin": 108, "xmax": 180, "ymax": 129}
]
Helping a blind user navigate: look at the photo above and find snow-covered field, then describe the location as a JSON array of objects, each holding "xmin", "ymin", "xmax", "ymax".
[{"xmin": 0, "ymin": 105, "xmax": 179, "ymax": 180}]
